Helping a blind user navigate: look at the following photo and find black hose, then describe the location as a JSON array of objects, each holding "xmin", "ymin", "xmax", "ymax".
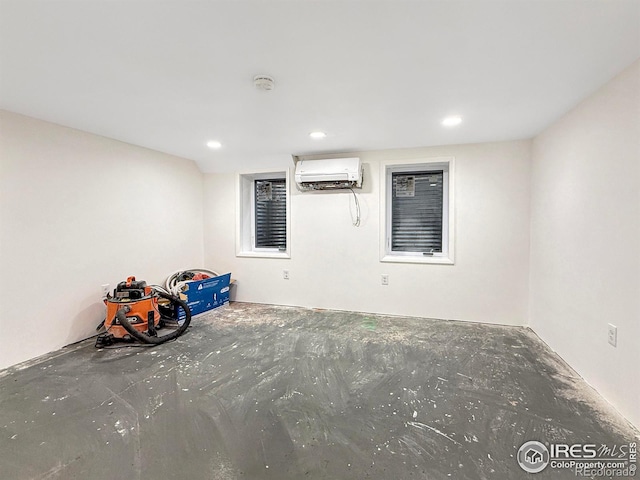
[{"xmin": 116, "ymin": 291, "xmax": 192, "ymax": 345}]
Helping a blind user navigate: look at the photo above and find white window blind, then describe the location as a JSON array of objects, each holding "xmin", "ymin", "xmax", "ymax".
[{"xmin": 254, "ymin": 179, "xmax": 287, "ymax": 250}]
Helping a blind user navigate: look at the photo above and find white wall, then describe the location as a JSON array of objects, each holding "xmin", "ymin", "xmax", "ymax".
[
  {"xmin": 530, "ymin": 61, "xmax": 640, "ymax": 427},
  {"xmin": 204, "ymin": 140, "xmax": 532, "ymax": 326},
  {"xmin": 0, "ymin": 110, "xmax": 204, "ymax": 370}
]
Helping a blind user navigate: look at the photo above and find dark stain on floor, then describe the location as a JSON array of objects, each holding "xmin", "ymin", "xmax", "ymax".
[{"xmin": 0, "ymin": 303, "xmax": 637, "ymax": 479}]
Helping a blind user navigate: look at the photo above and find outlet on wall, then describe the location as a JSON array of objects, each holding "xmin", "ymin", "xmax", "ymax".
[
  {"xmin": 100, "ymin": 284, "xmax": 110, "ymax": 298},
  {"xmin": 381, "ymin": 274, "xmax": 389, "ymax": 286},
  {"xmin": 283, "ymin": 270, "xmax": 290, "ymax": 280},
  {"xmin": 607, "ymin": 323, "xmax": 617, "ymax": 347}
]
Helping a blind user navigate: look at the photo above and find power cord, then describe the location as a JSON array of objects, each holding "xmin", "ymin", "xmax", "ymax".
[{"xmin": 349, "ymin": 188, "xmax": 361, "ymax": 227}]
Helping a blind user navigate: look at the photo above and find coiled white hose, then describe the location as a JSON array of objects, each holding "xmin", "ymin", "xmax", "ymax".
[{"xmin": 165, "ymin": 268, "xmax": 220, "ymax": 296}]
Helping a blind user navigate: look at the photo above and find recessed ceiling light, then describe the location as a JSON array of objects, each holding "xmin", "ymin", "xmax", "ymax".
[
  {"xmin": 206, "ymin": 140, "xmax": 222, "ymax": 149},
  {"xmin": 441, "ymin": 115, "xmax": 462, "ymax": 127},
  {"xmin": 309, "ymin": 131, "xmax": 327, "ymax": 139}
]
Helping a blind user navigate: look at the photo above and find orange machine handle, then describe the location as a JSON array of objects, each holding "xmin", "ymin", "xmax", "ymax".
[{"xmin": 126, "ymin": 276, "xmax": 136, "ymax": 287}]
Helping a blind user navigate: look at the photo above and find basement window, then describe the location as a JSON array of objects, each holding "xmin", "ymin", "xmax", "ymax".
[
  {"xmin": 237, "ymin": 171, "xmax": 290, "ymax": 258},
  {"xmin": 380, "ymin": 157, "xmax": 455, "ymax": 264}
]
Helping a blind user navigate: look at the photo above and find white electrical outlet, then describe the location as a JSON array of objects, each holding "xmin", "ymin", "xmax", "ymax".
[
  {"xmin": 381, "ymin": 274, "xmax": 389, "ymax": 286},
  {"xmin": 100, "ymin": 284, "xmax": 110, "ymax": 298},
  {"xmin": 283, "ymin": 270, "xmax": 290, "ymax": 280},
  {"xmin": 607, "ymin": 323, "xmax": 617, "ymax": 347}
]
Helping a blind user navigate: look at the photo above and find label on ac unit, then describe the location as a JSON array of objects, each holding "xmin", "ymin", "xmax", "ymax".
[{"xmin": 395, "ymin": 175, "xmax": 415, "ymax": 197}]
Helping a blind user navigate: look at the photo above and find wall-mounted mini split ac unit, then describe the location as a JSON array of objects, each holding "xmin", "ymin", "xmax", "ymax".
[{"xmin": 294, "ymin": 157, "xmax": 363, "ymax": 191}]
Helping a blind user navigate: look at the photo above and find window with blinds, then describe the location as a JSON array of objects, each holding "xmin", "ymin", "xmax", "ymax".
[
  {"xmin": 382, "ymin": 159, "xmax": 453, "ymax": 263},
  {"xmin": 238, "ymin": 171, "xmax": 289, "ymax": 258},
  {"xmin": 254, "ymin": 179, "xmax": 287, "ymax": 250},
  {"xmin": 391, "ymin": 171, "xmax": 444, "ymax": 253}
]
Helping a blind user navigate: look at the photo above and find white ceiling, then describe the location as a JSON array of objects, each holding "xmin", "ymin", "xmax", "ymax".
[{"xmin": 1, "ymin": 1, "xmax": 639, "ymax": 173}]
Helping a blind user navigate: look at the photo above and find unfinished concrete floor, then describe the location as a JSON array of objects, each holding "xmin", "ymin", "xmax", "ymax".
[{"xmin": 1, "ymin": 303, "xmax": 637, "ymax": 479}]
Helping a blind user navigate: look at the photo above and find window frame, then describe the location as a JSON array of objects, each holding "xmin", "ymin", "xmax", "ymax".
[
  {"xmin": 237, "ymin": 170, "xmax": 291, "ymax": 259},
  {"xmin": 380, "ymin": 157, "xmax": 455, "ymax": 265}
]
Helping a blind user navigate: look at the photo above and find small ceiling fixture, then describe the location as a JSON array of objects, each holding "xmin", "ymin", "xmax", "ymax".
[
  {"xmin": 254, "ymin": 75, "xmax": 275, "ymax": 91},
  {"xmin": 206, "ymin": 140, "xmax": 222, "ymax": 149},
  {"xmin": 309, "ymin": 131, "xmax": 327, "ymax": 139},
  {"xmin": 442, "ymin": 115, "xmax": 463, "ymax": 127}
]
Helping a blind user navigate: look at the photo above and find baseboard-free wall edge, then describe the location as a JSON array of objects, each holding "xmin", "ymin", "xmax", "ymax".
[
  {"xmin": 0, "ymin": 336, "xmax": 96, "ymax": 378},
  {"xmin": 525, "ymin": 326, "xmax": 639, "ymax": 434},
  {"xmin": 231, "ymin": 299, "xmax": 528, "ymax": 328}
]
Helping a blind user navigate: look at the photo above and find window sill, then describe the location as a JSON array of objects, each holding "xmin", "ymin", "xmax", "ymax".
[
  {"xmin": 236, "ymin": 251, "xmax": 291, "ymax": 259},
  {"xmin": 380, "ymin": 254, "xmax": 454, "ymax": 265}
]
